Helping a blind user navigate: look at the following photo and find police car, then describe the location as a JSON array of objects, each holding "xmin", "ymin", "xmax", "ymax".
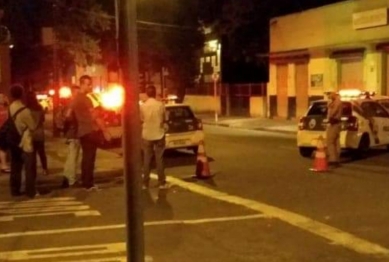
[
  {"xmin": 101, "ymin": 93, "xmax": 204, "ymax": 153},
  {"xmin": 374, "ymin": 95, "xmax": 389, "ymax": 113},
  {"xmin": 297, "ymin": 89, "xmax": 389, "ymax": 157}
]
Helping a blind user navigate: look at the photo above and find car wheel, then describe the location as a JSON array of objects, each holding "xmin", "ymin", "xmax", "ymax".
[
  {"xmin": 353, "ymin": 134, "xmax": 370, "ymax": 159},
  {"xmin": 299, "ymin": 147, "xmax": 314, "ymax": 158}
]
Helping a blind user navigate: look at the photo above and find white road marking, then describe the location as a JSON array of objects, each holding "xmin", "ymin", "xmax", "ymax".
[
  {"xmin": 0, "ymin": 214, "xmax": 267, "ymax": 239},
  {"xmin": 59, "ymin": 257, "xmax": 153, "ymax": 262},
  {"xmin": 0, "ymin": 242, "xmax": 153, "ymax": 261},
  {"xmin": 1, "ymin": 205, "xmax": 90, "ymax": 214},
  {"xmin": 0, "ymin": 197, "xmax": 100, "ymax": 221},
  {"xmin": 0, "ymin": 201, "xmax": 82, "ymax": 209},
  {"xmin": 59, "ymin": 256, "xmax": 154, "ymax": 262},
  {"xmin": 152, "ymin": 174, "xmax": 389, "ymax": 258},
  {"xmin": 0, "ymin": 210, "xmax": 100, "ymax": 222},
  {"xmin": 0, "ymin": 197, "xmax": 75, "ymax": 205}
]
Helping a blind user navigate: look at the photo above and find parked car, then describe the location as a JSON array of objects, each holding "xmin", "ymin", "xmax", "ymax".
[
  {"xmin": 100, "ymin": 93, "xmax": 204, "ymax": 153},
  {"xmin": 373, "ymin": 95, "xmax": 389, "ymax": 112},
  {"xmin": 297, "ymin": 90, "xmax": 389, "ymax": 157}
]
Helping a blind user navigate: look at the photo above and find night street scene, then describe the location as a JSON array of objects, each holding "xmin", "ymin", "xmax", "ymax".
[{"xmin": 1, "ymin": 0, "xmax": 389, "ymax": 261}]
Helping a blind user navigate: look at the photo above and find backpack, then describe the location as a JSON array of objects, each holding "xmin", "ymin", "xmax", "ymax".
[{"xmin": 0, "ymin": 106, "xmax": 27, "ymax": 150}]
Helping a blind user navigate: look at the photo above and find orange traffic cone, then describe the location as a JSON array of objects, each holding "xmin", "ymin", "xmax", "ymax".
[
  {"xmin": 310, "ymin": 136, "xmax": 328, "ymax": 172},
  {"xmin": 195, "ymin": 141, "xmax": 213, "ymax": 179}
]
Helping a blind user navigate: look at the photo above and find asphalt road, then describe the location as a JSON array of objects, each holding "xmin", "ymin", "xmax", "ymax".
[{"xmin": 0, "ymin": 125, "xmax": 389, "ymax": 262}]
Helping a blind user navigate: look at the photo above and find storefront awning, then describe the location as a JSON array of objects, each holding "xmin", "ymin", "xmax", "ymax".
[{"xmin": 268, "ymin": 49, "xmax": 309, "ymax": 64}]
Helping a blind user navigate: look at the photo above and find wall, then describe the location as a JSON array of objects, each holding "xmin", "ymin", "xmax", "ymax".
[
  {"xmin": 183, "ymin": 95, "xmax": 221, "ymax": 114},
  {"xmin": 270, "ymin": 0, "xmax": 389, "ymax": 52},
  {"xmin": 250, "ymin": 97, "xmax": 267, "ymax": 117}
]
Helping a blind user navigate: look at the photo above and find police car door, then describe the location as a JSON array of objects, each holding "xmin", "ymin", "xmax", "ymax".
[{"xmin": 360, "ymin": 101, "xmax": 389, "ymax": 145}]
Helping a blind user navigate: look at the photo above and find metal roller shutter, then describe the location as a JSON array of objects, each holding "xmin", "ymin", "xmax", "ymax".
[
  {"xmin": 339, "ymin": 59, "xmax": 363, "ymax": 89},
  {"xmin": 276, "ymin": 64, "xmax": 288, "ymax": 118},
  {"xmin": 295, "ymin": 63, "xmax": 309, "ymax": 118}
]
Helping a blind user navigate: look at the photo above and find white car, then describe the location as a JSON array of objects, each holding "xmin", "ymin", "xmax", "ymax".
[
  {"xmin": 297, "ymin": 92, "xmax": 389, "ymax": 157},
  {"xmin": 101, "ymin": 98, "xmax": 205, "ymax": 153},
  {"xmin": 374, "ymin": 95, "xmax": 389, "ymax": 112}
]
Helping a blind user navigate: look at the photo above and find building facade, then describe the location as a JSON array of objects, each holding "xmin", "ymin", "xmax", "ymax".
[{"xmin": 268, "ymin": 0, "xmax": 389, "ymax": 119}]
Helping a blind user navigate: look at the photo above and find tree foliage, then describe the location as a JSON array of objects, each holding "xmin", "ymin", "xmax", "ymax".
[
  {"xmin": 136, "ymin": 0, "xmax": 204, "ymax": 93},
  {"xmin": 1, "ymin": 0, "xmax": 111, "ymax": 85},
  {"xmin": 54, "ymin": 0, "xmax": 111, "ymax": 67}
]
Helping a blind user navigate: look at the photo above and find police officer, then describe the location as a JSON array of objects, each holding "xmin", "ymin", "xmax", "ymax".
[{"xmin": 326, "ymin": 92, "xmax": 342, "ymax": 166}]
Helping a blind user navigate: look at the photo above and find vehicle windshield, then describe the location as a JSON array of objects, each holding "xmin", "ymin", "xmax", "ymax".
[
  {"xmin": 166, "ymin": 106, "xmax": 195, "ymax": 120},
  {"xmin": 307, "ymin": 101, "xmax": 352, "ymax": 117}
]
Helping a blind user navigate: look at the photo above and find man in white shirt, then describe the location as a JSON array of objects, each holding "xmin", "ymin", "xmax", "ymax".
[{"xmin": 140, "ymin": 85, "xmax": 167, "ymax": 189}]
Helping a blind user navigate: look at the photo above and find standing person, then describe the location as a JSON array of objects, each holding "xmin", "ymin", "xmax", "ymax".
[
  {"xmin": 71, "ymin": 75, "xmax": 111, "ymax": 191},
  {"xmin": 25, "ymin": 91, "xmax": 48, "ymax": 176},
  {"xmin": 62, "ymin": 85, "xmax": 81, "ymax": 188},
  {"xmin": 326, "ymin": 92, "xmax": 342, "ymax": 167},
  {"xmin": 0, "ymin": 94, "xmax": 11, "ymax": 173},
  {"xmin": 8, "ymin": 84, "xmax": 37, "ymax": 197},
  {"xmin": 140, "ymin": 85, "xmax": 168, "ymax": 189}
]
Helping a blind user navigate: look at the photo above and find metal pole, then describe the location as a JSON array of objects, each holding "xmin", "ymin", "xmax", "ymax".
[
  {"xmin": 213, "ymin": 73, "xmax": 218, "ymax": 122},
  {"xmin": 52, "ymin": 1, "xmax": 60, "ymax": 137},
  {"xmin": 118, "ymin": 0, "xmax": 145, "ymax": 261}
]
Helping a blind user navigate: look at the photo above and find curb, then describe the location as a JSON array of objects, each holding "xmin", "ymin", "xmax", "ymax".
[{"xmin": 203, "ymin": 122, "xmax": 297, "ymax": 135}]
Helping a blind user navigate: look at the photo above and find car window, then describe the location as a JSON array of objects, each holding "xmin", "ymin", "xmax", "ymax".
[
  {"xmin": 307, "ymin": 101, "xmax": 352, "ymax": 116},
  {"xmin": 166, "ymin": 106, "xmax": 195, "ymax": 120},
  {"xmin": 361, "ymin": 102, "xmax": 389, "ymax": 118},
  {"xmin": 378, "ymin": 100, "xmax": 389, "ymax": 111}
]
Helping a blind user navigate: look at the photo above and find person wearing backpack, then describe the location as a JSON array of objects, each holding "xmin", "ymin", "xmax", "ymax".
[
  {"xmin": 26, "ymin": 91, "xmax": 48, "ymax": 176},
  {"xmin": 7, "ymin": 85, "xmax": 37, "ymax": 198}
]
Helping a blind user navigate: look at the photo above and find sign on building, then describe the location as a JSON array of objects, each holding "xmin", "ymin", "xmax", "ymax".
[{"xmin": 353, "ymin": 8, "xmax": 388, "ymax": 30}]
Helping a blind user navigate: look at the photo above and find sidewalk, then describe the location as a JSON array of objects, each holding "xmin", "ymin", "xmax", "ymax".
[{"xmin": 197, "ymin": 114, "xmax": 298, "ymax": 134}]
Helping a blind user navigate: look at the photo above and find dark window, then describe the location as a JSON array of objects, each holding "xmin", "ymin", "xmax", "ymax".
[
  {"xmin": 378, "ymin": 99, "xmax": 389, "ymax": 111},
  {"xmin": 166, "ymin": 106, "xmax": 195, "ymax": 120},
  {"xmin": 361, "ymin": 102, "xmax": 389, "ymax": 118},
  {"xmin": 307, "ymin": 101, "xmax": 352, "ymax": 116}
]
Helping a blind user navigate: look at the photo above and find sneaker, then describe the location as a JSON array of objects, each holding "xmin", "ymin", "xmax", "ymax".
[
  {"xmin": 158, "ymin": 183, "xmax": 171, "ymax": 190},
  {"xmin": 84, "ymin": 185, "xmax": 101, "ymax": 192}
]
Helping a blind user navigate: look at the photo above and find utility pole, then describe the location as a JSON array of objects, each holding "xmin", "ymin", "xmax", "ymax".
[
  {"xmin": 212, "ymin": 72, "xmax": 219, "ymax": 122},
  {"xmin": 118, "ymin": 0, "xmax": 145, "ymax": 261},
  {"xmin": 52, "ymin": 0, "xmax": 60, "ymax": 137}
]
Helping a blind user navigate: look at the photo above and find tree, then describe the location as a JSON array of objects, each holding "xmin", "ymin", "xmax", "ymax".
[
  {"xmin": 136, "ymin": 0, "xmax": 204, "ymax": 98},
  {"xmin": 54, "ymin": 0, "xmax": 111, "ymax": 67},
  {"xmin": 1, "ymin": 0, "xmax": 111, "ymax": 86}
]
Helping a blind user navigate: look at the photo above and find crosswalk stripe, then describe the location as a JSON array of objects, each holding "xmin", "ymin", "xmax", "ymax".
[
  {"xmin": 1, "ymin": 205, "xmax": 90, "ymax": 214},
  {"xmin": 0, "ymin": 201, "xmax": 82, "ymax": 209},
  {"xmin": 59, "ymin": 256, "xmax": 154, "ymax": 262},
  {"xmin": 0, "ymin": 197, "xmax": 75, "ymax": 205},
  {"xmin": 0, "ymin": 197, "xmax": 100, "ymax": 221},
  {"xmin": 0, "ymin": 242, "xmax": 153, "ymax": 261},
  {"xmin": 0, "ymin": 210, "xmax": 100, "ymax": 222}
]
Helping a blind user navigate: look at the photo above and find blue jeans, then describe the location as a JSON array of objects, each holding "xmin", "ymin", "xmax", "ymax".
[
  {"xmin": 63, "ymin": 139, "xmax": 81, "ymax": 185},
  {"xmin": 143, "ymin": 138, "xmax": 165, "ymax": 186}
]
